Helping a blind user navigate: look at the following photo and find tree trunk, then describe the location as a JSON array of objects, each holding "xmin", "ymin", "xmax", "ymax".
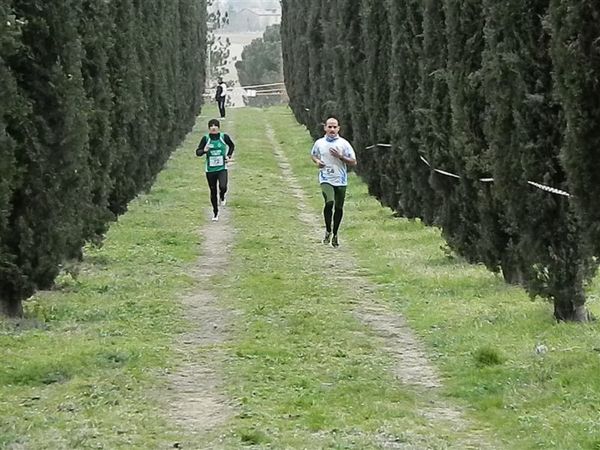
[
  {"xmin": 501, "ymin": 254, "xmax": 523, "ymax": 286},
  {"xmin": 554, "ymin": 300, "xmax": 589, "ymax": 323},
  {"xmin": 0, "ymin": 296, "xmax": 23, "ymax": 318}
]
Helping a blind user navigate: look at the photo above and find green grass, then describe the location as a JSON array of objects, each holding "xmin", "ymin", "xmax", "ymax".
[{"xmin": 2, "ymin": 105, "xmax": 600, "ymax": 449}]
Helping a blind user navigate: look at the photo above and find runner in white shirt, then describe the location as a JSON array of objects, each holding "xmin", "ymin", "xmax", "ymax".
[{"xmin": 310, "ymin": 117, "xmax": 357, "ymax": 247}]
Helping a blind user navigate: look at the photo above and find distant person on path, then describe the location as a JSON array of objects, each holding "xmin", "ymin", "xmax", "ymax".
[
  {"xmin": 196, "ymin": 119, "xmax": 235, "ymax": 221},
  {"xmin": 215, "ymin": 77, "xmax": 227, "ymax": 119},
  {"xmin": 310, "ymin": 117, "xmax": 357, "ymax": 247}
]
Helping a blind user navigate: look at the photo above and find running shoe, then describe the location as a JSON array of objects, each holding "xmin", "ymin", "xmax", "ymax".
[
  {"xmin": 323, "ymin": 231, "xmax": 331, "ymax": 244},
  {"xmin": 331, "ymin": 235, "xmax": 339, "ymax": 247}
]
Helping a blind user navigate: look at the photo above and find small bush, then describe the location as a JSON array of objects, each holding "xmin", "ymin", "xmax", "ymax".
[{"xmin": 473, "ymin": 346, "xmax": 503, "ymax": 366}]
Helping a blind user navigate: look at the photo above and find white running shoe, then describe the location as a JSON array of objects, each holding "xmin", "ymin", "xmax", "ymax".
[
  {"xmin": 212, "ymin": 214, "xmax": 219, "ymax": 222},
  {"xmin": 220, "ymin": 198, "xmax": 227, "ymax": 206}
]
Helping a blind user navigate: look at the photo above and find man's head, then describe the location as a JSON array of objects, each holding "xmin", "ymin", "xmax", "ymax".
[
  {"xmin": 324, "ymin": 117, "xmax": 340, "ymax": 139},
  {"xmin": 217, "ymin": 77, "xmax": 223, "ymax": 83},
  {"xmin": 208, "ymin": 119, "xmax": 220, "ymax": 133}
]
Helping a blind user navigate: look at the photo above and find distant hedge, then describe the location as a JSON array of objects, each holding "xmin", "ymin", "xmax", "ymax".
[
  {"xmin": 281, "ymin": 0, "xmax": 600, "ymax": 322},
  {"xmin": 0, "ymin": 0, "xmax": 207, "ymax": 316}
]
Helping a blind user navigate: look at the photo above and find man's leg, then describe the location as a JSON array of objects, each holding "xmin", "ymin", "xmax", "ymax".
[
  {"xmin": 321, "ymin": 183, "xmax": 334, "ymax": 243},
  {"xmin": 218, "ymin": 98, "xmax": 226, "ymax": 118},
  {"xmin": 217, "ymin": 169, "xmax": 228, "ymax": 204},
  {"xmin": 332, "ymin": 186, "xmax": 347, "ymax": 247},
  {"xmin": 206, "ymin": 171, "xmax": 219, "ymax": 218}
]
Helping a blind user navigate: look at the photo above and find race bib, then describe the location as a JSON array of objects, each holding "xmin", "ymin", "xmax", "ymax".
[{"xmin": 209, "ymin": 155, "xmax": 224, "ymax": 167}]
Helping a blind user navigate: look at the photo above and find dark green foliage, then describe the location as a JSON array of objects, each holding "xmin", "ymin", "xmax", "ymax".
[
  {"xmin": 549, "ymin": 1, "xmax": 600, "ymax": 254},
  {"xmin": 358, "ymin": 0, "xmax": 393, "ymax": 206},
  {"xmin": 481, "ymin": 0, "xmax": 595, "ymax": 321},
  {"xmin": 416, "ymin": 0, "xmax": 447, "ymax": 223},
  {"xmin": 281, "ymin": 0, "xmax": 312, "ymax": 127},
  {"xmin": 0, "ymin": 0, "xmax": 207, "ymax": 316},
  {"xmin": 0, "ymin": 2, "xmax": 28, "ymax": 316},
  {"xmin": 335, "ymin": 0, "xmax": 365, "ymax": 145},
  {"xmin": 235, "ymin": 24, "xmax": 283, "ymax": 87},
  {"xmin": 306, "ymin": 0, "xmax": 328, "ymax": 137},
  {"xmin": 442, "ymin": 0, "xmax": 504, "ymax": 271},
  {"xmin": 281, "ymin": 1, "xmax": 600, "ymax": 320},
  {"xmin": 5, "ymin": 0, "xmax": 92, "ymax": 314},
  {"xmin": 79, "ymin": 0, "xmax": 116, "ymax": 241},
  {"xmin": 387, "ymin": 0, "xmax": 437, "ymax": 221}
]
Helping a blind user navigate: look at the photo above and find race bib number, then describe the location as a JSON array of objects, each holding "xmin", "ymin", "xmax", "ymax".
[{"xmin": 209, "ymin": 155, "xmax": 224, "ymax": 167}]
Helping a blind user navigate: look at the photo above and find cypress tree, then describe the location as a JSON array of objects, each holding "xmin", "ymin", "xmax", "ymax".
[
  {"xmin": 0, "ymin": 3, "xmax": 28, "ymax": 316},
  {"xmin": 316, "ymin": 0, "xmax": 337, "ymax": 120},
  {"xmin": 358, "ymin": 0, "xmax": 394, "ymax": 206},
  {"xmin": 482, "ymin": 0, "xmax": 595, "ymax": 321},
  {"xmin": 337, "ymin": 0, "xmax": 365, "ymax": 148},
  {"xmin": 3, "ymin": 0, "xmax": 92, "ymax": 311},
  {"xmin": 178, "ymin": 0, "xmax": 207, "ymax": 132},
  {"xmin": 306, "ymin": 0, "xmax": 326, "ymax": 136},
  {"xmin": 281, "ymin": 1, "xmax": 311, "ymax": 127},
  {"xmin": 549, "ymin": 1, "xmax": 600, "ymax": 256},
  {"xmin": 329, "ymin": 0, "xmax": 353, "ymax": 141},
  {"xmin": 386, "ymin": 0, "xmax": 436, "ymax": 221},
  {"xmin": 1, "ymin": 0, "xmax": 207, "ymax": 316},
  {"xmin": 107, "ymin": 0, "xmax": 145, "ymax": 214},
  {"xmin": 441, "ymin": 0, "xmax": 505, "ymax": 270},
  {"xmin": 416, "ymin": 0, "xmax": 448, "ymax": 224},
  {"xmin": 79, "ymin": 0, "xmax": 116, "ymax": 242}
]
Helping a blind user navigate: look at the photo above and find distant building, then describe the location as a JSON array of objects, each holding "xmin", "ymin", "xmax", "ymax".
[{"xmin": 225, "ymin": 8, "xmax": 281, "ymax": 33}]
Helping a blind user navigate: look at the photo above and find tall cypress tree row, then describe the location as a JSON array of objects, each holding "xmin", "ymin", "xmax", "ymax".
[
  {"xmin": 80, "ymin": 0, "xmax": 116, "ymax": 242},
  {"xmin": 281, "ymin": 0, "xmax": 312, "ymax": 128},
  {"xmin": 316, "ymin": 0, "xmax": 337, "ymax": 115},
  {"xmin": 129, "ymin": 0, "xmax": 155, "ymax": 195},
  {"xmin": 549, "ymin": 1, "xmax": 600, "ymax": 256},
  {"xmin": 4, "ymin": 0, "xmax": 92, "ymax": 309},
  {"xmin": 338, "ymin": 0, "xmax": 366, "ymax": 150},
  {"xmin": 178, "ymin": 0, "xmax": 207, "ymax": 133},
  {"xmin": 482, "ymin": 0, "xmax": 595, "ymax": 321},
  {"xmin": 1, "ymin": 0, "xmax": 207, "ymax": 316},
  {"xmin": 416, "ymin": 0, "xmax": 447, "ymax": 225},
  {"xmin": 0, "ymin": 2, "xmax": 28, "ymax": 316},
  {"xmin": 107, "ymin": 0, "xmax": 144, "ymax": 214},
  {"xmin": 441, "ymin": 0, "xmax": 505, "ymax": 270},
  {"xmin": 386, "ymin": 0, "xmax": 436, "ymax": 221},
  {"xmin": 358, "ymin": 0, "xmax": 393, "ymax": 206},
  {"xmin": 330, "ymin": 0, "xmax": 356, "ymax": 142},
  {"xmin": 306, "ymin": 0, "xmax": 326, "ymax": 136}
]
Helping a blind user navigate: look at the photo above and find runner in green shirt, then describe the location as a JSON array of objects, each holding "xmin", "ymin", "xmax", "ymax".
[{"xmin": 196, "ymin": 119, "xmax": 235, "ymax": 221}]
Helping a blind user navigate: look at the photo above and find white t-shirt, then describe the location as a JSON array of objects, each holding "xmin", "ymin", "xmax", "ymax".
[
  {"xmin": 218, "ymin": 82, "xmax": 227, "ymax": 99},
  {"xmin": 310, "ymin": 136, "xmax": 356, "ymax": 186}
]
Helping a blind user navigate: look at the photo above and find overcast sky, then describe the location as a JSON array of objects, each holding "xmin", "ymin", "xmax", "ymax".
[{"xmin": 210, "ymin": 0, "xmax": 281, "ymax": 12}]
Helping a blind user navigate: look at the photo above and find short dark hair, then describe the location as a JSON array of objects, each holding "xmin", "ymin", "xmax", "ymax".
[{"xmin": 208, "ymin": 119, "xmax": 220, "ymax": 128}]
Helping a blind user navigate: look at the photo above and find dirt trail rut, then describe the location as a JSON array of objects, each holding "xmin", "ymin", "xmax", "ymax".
[{"xmin": 165, "ymin": 125, "xmax": 238, "ymax": 443}]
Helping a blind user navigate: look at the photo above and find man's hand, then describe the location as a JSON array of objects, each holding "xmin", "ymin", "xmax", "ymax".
[
  {"xmin": 316, "ymin": 159, "xmax": 326, "ymax": 168},
  {"xmin": 329, "ymin": 147, "xmax": 343, "ymax": 159}
]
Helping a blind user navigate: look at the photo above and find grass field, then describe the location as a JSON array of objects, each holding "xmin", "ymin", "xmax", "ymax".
[{"xmin": 2, "ymin": 105, "xmax": 600, "ymax": 449}]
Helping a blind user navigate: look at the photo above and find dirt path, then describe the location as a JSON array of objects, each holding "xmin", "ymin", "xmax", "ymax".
[
  {"xmin": 265, "ymin": 124, "xmax": 498, "ymax": 449},
  {"xmin": 165, "ymin": 124, "xmax": 238, "ymax": 444}
]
